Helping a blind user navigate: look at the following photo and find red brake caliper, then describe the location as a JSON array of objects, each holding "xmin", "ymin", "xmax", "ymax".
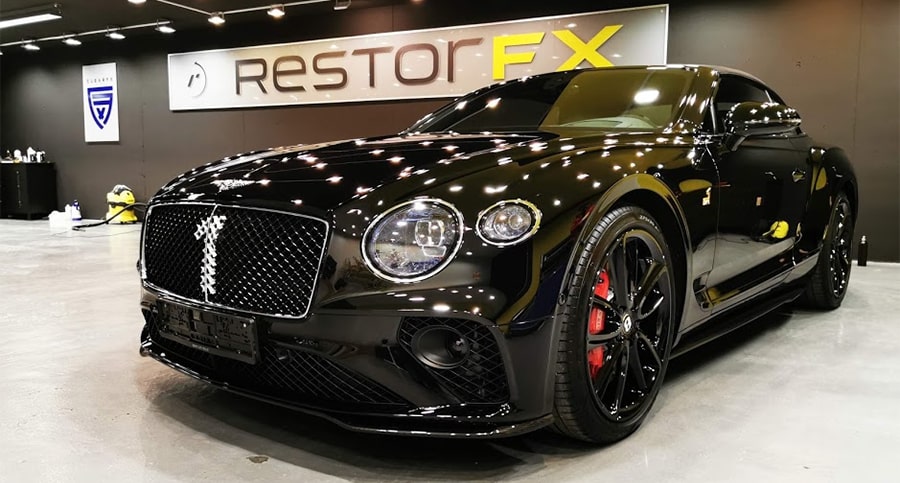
[{"xmin": 588, "ymin": 270, "xmax": 610, "ymax": 378}]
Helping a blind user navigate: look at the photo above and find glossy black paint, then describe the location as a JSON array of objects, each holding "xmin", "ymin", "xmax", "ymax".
[{"xmin": 139, "ymin": 65, "xmax": 857, "ymax": 437}]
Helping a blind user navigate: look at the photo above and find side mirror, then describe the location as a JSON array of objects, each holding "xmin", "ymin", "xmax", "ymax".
[{"xmin": 722, "ymin": 101, "xmax": 802, "ymax": 150}]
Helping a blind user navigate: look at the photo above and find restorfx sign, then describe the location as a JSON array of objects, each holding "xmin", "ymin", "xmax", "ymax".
[
  {"xmin": 168, "ymin": 5, "xmax": 668, "ymax": 111},
  {"xmin": 83, "ymin": 62, "xmax": 120, "ymax": 142}
]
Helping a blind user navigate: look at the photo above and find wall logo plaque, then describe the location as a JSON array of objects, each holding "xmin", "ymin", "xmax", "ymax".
[
  {"xmin": 167, "ymin": 5, "xmax": 668, "ymax": 111},
  {"xmin": 82, "ymin": 62, "xmax": 120, "ymax": 142}
]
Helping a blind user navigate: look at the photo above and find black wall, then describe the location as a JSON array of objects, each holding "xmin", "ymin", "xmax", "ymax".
[{"xmin": 1, "ymin": 0, "xmax": 898, "ymax": 261}]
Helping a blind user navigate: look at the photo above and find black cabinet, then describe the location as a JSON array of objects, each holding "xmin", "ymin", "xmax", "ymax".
[{"xmin": 0, "ymin": 163, "xmax": 58, "ymax": 219}]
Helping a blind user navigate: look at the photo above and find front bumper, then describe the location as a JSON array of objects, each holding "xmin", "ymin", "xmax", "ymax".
[{"xmin": 139, "ymin": 290, "xmax": 559, "ymax": 438}]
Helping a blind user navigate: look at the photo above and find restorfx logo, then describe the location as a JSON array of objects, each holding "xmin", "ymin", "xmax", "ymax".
[
  {"xmin": 186, "ymin": 61, "xmax": 207, "ymax": 97},
  {"xmin": 229, "ymin": 26, "xmax": 624, "ymax": 95},
  {"xmin": 85, "ymin": 75, "xmax": 115, "ymax": 130}
]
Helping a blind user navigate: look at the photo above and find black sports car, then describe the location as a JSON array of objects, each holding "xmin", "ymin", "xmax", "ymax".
[{"xmin": 139, "ymin": 65, "xmax": 857, "ymax": 443}]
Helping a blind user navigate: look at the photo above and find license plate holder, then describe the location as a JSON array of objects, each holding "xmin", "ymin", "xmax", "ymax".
[{"xmin": 156, "ymin": 299, "xmax": 258, "ymax": 364}]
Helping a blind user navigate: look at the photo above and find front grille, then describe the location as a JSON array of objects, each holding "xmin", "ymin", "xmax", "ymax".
[
  {"xmin": 398, "ymin": 317, "xmax": 509, "ymax": 404},
  {"xmin": 145, "ymin": 311, "xmax": 409, "ymax": 408},
  {"xmin": 142, "ymin": 203, "xmax": 328, "ymax": 318}
]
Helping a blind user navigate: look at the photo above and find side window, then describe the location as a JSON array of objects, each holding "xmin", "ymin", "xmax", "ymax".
[{"xmin": 712, "ymin": 76, "xmax": 772, "ymax": 132}]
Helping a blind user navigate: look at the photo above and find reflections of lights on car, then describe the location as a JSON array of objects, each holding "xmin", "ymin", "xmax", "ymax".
[{"xmin": 633, "ymin": 89, "xmax": 660, "ymax": 105}]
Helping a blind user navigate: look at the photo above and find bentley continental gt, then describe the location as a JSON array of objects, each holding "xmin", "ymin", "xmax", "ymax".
[{"xmin": 138, "ymin": 65, "xmax": 857, "ymax": 443}]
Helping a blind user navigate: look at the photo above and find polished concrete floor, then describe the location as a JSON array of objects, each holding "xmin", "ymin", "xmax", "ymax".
[{"xmin": 1, "ymin": 218, "xmax": 898, "ymax": 482}]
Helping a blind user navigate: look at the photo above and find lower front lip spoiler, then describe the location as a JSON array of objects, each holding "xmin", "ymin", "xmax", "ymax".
[{"xmin": 139, "ymin": 341, "xmax": 554, "ymax": 438}]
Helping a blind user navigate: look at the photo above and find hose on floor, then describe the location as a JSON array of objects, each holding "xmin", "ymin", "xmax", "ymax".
[{"xmin": 71, "ymin": 202, "xmax": 148, "ymax": 231}]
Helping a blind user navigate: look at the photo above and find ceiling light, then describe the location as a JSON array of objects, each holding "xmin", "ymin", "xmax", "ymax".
[
  {"xmin": 334, "ymin": 0, "xmax": 351, "ymax": 10},
  {"xmin": 0, "ymin": 4, "xmax": 62, "ymax": 30},
  {"xmin": 128, "ymin": 0, "xmax": 147, "ymax": 4},
  {"xmin": 208, "ymin": 12, "xmax": 225, "ymax": 25},
  {"xmin": 63, "ymin": 36, "xmax": 81, "ymax": 46},
  {"xmin": 267, "ymin": 5, "xmax": 285, "ymax": 18},
  {"xmin": 0, "ymin": 10, "xmax": 61, "ymax": 30},
  {"xmin": 107, "ymin": 30, "xmax": 126, "ymax": 40},
  {"xmin": 155, "ymin": 20, "xmax": 175, "ymax": 33},
  {"xmin": 22, "ymin": 42, "xmax": 40, "ymax": 51}
]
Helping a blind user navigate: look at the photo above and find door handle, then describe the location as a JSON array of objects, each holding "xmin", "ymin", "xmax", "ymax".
[{"xmin": 792, "ymin": 169, "xmax": 806, "ymax": 183}]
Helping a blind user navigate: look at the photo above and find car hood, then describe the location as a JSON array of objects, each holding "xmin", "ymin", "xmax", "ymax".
[
  {"xmin": 151, "ymin": 130, "xmax": 683, "ymax": 213},
  {"xmin": 153, "ymin": 132, "xmax": 558, "ymax": 210}
]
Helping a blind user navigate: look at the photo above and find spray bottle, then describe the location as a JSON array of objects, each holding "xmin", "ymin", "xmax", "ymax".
[
  {"xmin": 858, "ymin": 236, "xmax": 868, "ymax": 267},
  {"xmin": 71, "ymin": 200, "xmax": 83, "ymax": 221}
]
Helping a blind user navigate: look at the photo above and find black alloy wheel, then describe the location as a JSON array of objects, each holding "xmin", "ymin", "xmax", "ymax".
[
  {"xmin": 553, "ymin": 206, "xmax": 676, "ymax": 443},
  {"xmin": 802, "ymin": 191, "xmax": 854, "ymax": 309}
]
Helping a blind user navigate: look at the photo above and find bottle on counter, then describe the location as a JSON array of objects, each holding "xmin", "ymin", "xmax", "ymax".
[
  {"xmin": 71, "ymin": 200, "xmax": 83, "ymax": 221},
  {"xmin": 858, "ymin": 235, "xmax": 868, "ymax": 267}
]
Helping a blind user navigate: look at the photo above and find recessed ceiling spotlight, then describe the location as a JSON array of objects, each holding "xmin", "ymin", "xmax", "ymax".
[
  {"xmin": 63, "ymin": 36, "xmax": 81, "ymax": 46},
  {"xmin": 334, "ymin": 0, "xmax": 351, "ymax": 10},
  {"xmin": 208, "ymin": 12, "xmax": 225, "ymax": 25},
  {"xmin": 267, "ymin": 5, "xmax": 285, "ymax": 18},
  {"xmin": 22, "ymin": 41, "xmax": 40, "ymax": 51},
  {"xmin": 128, "ymin": 0, "xmax": 147, "ymax": 4}
]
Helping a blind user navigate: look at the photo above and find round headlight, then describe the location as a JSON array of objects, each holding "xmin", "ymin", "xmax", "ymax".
[
  {"xmin": 476, "ymin": 199, "xmax": 541, "ymax": 246},
  {"xmin": 362, "ymin": 198, "xmax": 464, "ymax": 282}
]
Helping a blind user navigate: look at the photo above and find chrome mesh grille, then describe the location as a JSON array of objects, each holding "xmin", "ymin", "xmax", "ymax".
[{"xmin": 142, "ymin": 203, "xmax": 328, "ymax": 318}]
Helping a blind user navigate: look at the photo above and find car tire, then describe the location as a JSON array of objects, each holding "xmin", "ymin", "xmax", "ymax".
[
  {"xmin": 801, "ymin": 191, "xmax": 854, "ymax": 309},
  {"xmin": 552, "ymin": 206, "xmax": 677, "ymax": 443}
]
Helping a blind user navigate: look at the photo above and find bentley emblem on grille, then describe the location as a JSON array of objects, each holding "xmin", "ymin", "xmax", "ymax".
[
  {"xmin": 211, "ymin": 179, "xmax": 255, "ymax": 192},
  {"xmin": 194, "ymin": 214, "xmax": 228, "ymax": 300}
]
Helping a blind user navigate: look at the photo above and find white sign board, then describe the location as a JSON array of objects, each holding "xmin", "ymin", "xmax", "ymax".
[
  {"xmin": 168, "ymin": 5, "xmax": 668, "ymax": 110},
  {"xmin": 82, "ymin": 62, "xmax": 120, "ymax": 142}
]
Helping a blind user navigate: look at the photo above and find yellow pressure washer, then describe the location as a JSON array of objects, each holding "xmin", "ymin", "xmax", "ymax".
[{"xmin": 106, "ymin": 184, "xmax": 138, "ymax": 223}]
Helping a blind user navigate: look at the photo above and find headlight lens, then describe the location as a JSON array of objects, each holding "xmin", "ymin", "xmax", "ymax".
[
  {"xmin": 362, "ymin": 198, "xmax": 464, "ymax": 282},
  {"xmin": 477, "ymin": 200, "xmax": 541, "ymax": 246}
]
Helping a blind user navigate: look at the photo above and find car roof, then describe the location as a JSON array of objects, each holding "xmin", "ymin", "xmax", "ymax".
[
  {"xmin": 571, "ymin": 64, "xmax": 764, "ymax": 82},
  {"xmin": 599, "ymin": 64, "xmax": 770, "ymax": 87}
]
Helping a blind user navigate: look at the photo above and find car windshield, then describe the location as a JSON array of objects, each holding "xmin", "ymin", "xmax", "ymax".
[{"xmin": 407, "ymin": 68, "xmax": 695, "ymax": 134}]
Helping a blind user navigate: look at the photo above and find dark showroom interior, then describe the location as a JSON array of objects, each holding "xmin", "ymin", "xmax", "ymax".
[{"xmin": 1, "ymin": 0, "xmax": 898, "ymax": 480}]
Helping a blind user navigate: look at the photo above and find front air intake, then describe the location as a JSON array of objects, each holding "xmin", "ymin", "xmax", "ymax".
[{"xmin": 398, "ymin": 317, "xmax": 509, "ymax": 404}]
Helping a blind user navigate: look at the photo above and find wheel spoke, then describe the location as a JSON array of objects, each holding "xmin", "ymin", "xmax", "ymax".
[
  {"xmin": 634, "ymin": 259, "xmax": 666, "ymax": 319},
  {"xmin": 588, "ymin": 330, "xmax": 620, "ymax": 344},
  {"xmin": 640, "ymin": 293, "xmax": 666, "ymax": 329},
  {"xmin": 613, "ymin": 344, "xmax": 629, "ymax": 412},
  {"xmin": 591, "ymin": 294, "xmax": 618, "ymax": 315},
  {"xmin": 628, "ymin": 339, "xmax": 648, "ymax": 390},
  {"xmin": 608, "ymin": 236, "xmax": 630, "ymax": 310},
  {"xmin": 637, "ymin": 332, "xmax": 663, "ymax": 370},
  {"xmin": 593, "ymin": 342, "xmax": 624, "ymax": 397}
]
